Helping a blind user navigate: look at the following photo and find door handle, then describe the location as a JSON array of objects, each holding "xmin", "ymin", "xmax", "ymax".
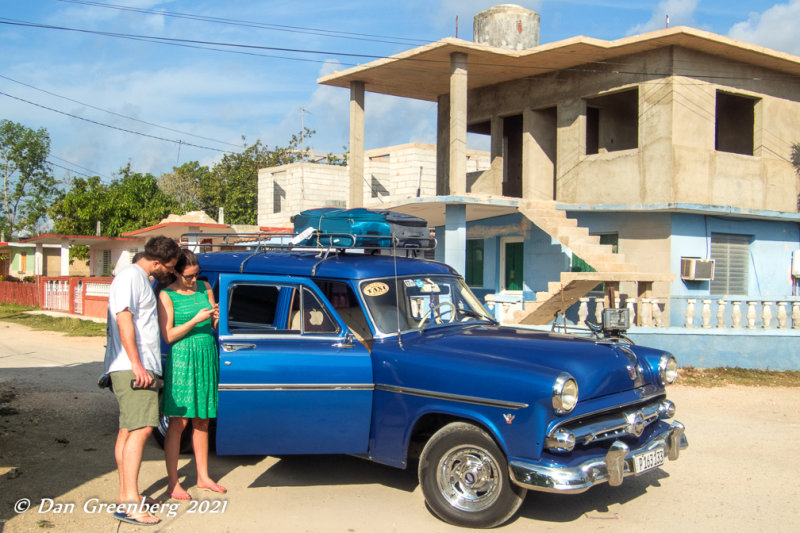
[
  {"xmin": 222, "ymin": 342, "xmax": 256, "ymax": 352},
  {"xmin": 333, "ymin": 333, "xmax": 355, "ymax": 349}
]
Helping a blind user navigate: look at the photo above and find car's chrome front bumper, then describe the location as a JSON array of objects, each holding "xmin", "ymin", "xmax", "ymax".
[{"xmin": 508, "ymin": 421, "xmax": 688, "ymax": 494}]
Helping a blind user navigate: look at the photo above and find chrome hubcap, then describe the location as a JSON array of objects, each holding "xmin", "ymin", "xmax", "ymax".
[{"xmin": 437, "ymin": 445, "xmax": 500, "ymax": 512}]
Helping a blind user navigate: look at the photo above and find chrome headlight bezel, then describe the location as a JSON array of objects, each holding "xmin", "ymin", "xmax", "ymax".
[
  {"xmin": 552, "ymin": 373, "xmax": 579, "ymax": 415},
  {"xmin": 658, "ymin": 354, "xmax": 679, "ymax": 385}
]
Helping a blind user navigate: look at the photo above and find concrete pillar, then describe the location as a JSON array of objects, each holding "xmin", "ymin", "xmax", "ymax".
[
  {"xmin": 348, "ymin": 81, "xmax": 365, "ymax": 208},
  {"xmin": 522, "ymin": 108, "xmax": 534, "ymax": 199},
  {"xmin": 444, "ymin": 204, "xmax": 467, "ymax": 276},
  {"xmin": 34, "ymin": 243, "xmax": 44, "ymax": 276},
  {"xmin": 489, "ymin": 115, "xmax": 504, "ymax": 194},
  {"xmin": 60, "ymin": 240, "xmax": 70, "ymax": 276},
  {"xmin": 436, "ymin": 94, "xmax": 450, "ymax": 195},
  {"xmin": 449, "ymin": 52, "xmax": 468, "ymax": 195}
]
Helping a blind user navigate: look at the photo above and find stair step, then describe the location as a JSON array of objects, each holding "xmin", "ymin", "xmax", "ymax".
[{"xmin": 590, "ymin": 262, "xmax": 639, "ymax": 272}]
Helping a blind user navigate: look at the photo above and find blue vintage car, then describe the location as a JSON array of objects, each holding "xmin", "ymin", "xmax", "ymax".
[{"xmin": 167, "ymin": 243, "xmax": 687, "ymax": 528}]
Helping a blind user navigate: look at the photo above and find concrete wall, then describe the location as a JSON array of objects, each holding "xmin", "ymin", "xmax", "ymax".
[
  {"xmin": 571, "ymin": 211, "xmax": 673, "ymax": 301},
  {"xmin": 466, "ymin": 46, "xmax": 800, "ymax": 212},
  {"xmin": 257, "ymin": 144, "xmax": 490, "ymax": 228}
]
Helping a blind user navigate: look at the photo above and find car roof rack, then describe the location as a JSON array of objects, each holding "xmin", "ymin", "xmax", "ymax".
[{"xmin": 178, "ymin": 231, "xmax": 437, "ymax": 274}]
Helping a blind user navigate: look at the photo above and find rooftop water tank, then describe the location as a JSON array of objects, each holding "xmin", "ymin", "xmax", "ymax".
[{"xmin": 473, "ymin": 4, "xmax": 540, "ymax": 50}]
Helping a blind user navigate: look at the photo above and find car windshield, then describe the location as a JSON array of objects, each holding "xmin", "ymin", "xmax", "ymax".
[{"xmin": 359, "ymin": 276, "xmax": 495, "ymax": 335}]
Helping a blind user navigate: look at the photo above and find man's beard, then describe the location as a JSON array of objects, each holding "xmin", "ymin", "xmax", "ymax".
[{"xmin": 152, "ymin": 270, "xmax": 173, "ymax": 283}]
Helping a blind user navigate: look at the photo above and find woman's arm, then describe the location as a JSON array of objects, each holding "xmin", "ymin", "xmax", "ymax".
[
  {"xmin": 204, "ymin": 281, "xmax": 219, "ymax": 330},
  {"xmin": 158, "ymin": 290, "xmax": 214, "ymax": 344}
]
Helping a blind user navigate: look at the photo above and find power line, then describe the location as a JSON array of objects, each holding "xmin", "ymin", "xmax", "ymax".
[
  {"xmin": 0, "ymin": 18, "xmax": 389, "ymax": 61},
  {"xmin": 3, "ymin": 18, "xmax": 798, "ymax": 84},
  {"xmin": 56, "ymin": 0, "xmax": 433, "ymax": 46},
  {"xmin": 48, "ymin": 154, "xmax": 114, "ymax": 180},
  {"xmin": 0, "ymin": 74, "xmax": 241, "ymax": 149},
  {"xmin": 0, "ymin": 89, "xmax": 235, "ymax": 153}
]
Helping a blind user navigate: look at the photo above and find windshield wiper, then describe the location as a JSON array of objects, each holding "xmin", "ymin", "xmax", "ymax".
[{"xmin": 459, "ymin": 309, "xmax": 498, "ymax": 325}]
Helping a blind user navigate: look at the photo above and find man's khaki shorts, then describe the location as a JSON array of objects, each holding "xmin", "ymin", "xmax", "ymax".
[{"xmin": 110, "ymin": 370, "xmax": 160, "ymax": 431}]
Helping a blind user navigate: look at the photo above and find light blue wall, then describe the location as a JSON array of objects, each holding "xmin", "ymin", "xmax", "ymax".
[
  {"xmin": 668, "ymin": 213, "xmax": 800, "ymax": 325},
  {"xmin": 628, "ymin": 328, "xmax": 800, "ymax": 370},
  {"xmin": 669, "ymin": 213, "xmax": 799, "ymax": 298}
]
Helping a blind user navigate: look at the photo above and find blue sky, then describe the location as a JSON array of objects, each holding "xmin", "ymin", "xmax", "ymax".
[{"xmin": 1, "ymin": 0, "xmax": 799, "ymax": 182}]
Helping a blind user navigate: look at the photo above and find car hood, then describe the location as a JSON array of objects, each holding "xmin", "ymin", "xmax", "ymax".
[{"xmin": 375, "ymin": 325, "xmax": 657, "ymax": 402}]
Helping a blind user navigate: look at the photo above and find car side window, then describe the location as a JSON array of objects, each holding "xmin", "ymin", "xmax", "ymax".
[
  {"xmin": 288, "ymin": 287, "xmax": 339, "ymax": 335},
  {"xmin": 227, "ymin": 284, "xmax": 282, "ymax": 334}
]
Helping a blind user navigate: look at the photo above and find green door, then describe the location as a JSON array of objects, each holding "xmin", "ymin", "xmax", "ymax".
[{"xmin": 504, "ymin": 242, "xmax": 524, "ymax": 291}]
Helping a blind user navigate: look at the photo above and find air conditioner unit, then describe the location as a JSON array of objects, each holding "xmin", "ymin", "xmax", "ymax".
[{"xmin": 681, "ymin": 257, "xmax": 715, "ymax": 281}]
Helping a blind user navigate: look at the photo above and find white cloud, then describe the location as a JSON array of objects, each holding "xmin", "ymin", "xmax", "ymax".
[
  {"xmin": 727, "ymin": 1, "xmax": 800, "ymax": 55},
  {"xmin": 627, "ymin": 0, "xmax": 699, "ymax": 35}
]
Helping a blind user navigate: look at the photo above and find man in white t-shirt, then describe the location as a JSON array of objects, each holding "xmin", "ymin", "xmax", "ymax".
[{"xmin": 104, "ymin": 236, "xmax": 179, "ymax": 526}]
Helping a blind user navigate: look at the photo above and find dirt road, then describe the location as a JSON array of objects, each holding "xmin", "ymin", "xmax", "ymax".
[{"xmin": 1, "ymin": 321, "xmax": 798, "ymax": 532}]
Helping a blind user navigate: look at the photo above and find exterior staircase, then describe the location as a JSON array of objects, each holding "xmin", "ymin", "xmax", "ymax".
[{"xmin": 510, "ymin": 199, "xmax": 674, "ymax": 325}]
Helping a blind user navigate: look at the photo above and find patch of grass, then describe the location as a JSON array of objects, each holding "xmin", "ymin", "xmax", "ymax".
[
  {"xmin": 679, "ymin": 366, "xmax": 800, "ymax": 387},
  {"xmin": 0, "ymin": 303, "xmax": 105, "ymax": 336}
]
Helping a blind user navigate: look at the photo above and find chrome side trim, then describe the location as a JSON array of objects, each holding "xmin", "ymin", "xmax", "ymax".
[
  {"xmin": 218, "ymin": 383, "xmax": 374, "ymax": 392},
  {"xmin": 218, "ymin": 334, "xmax": 342, "ymax": 342},
  {"xmin": 375, "ymin": 384, "xmax": 528, "ymax": 410},
  {"xmin": 510, "ymin": 420, "xmax": 689, "ymax": 494}
]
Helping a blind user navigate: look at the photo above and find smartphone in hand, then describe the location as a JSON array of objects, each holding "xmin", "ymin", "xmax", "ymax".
[{"xmin": 130, "ymin": 377, "xmax": 164, "ymax": 391}]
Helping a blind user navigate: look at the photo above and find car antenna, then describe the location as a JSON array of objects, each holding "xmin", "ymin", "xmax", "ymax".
[{"xmin": 393, "ymin": 236, "xmax": 404, "ymax": 349}]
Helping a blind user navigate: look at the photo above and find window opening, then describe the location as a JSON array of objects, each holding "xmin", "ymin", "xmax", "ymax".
[
  {"xmin": 585, "ymin": 89, "xmax": 638, "ymax": 155},
  {"xmin": 715, "ymin": 91, "xmax": 756, "ymax": 156}
]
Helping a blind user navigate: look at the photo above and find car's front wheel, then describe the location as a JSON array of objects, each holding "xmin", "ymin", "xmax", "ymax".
[{"xmin": 418, "ymin": 422, "xmax": 526, "ymax": 528}]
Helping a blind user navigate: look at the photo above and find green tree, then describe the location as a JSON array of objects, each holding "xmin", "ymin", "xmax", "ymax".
[
  {"xmin": 202, "ymin": 130, "xmax": 314, "ymax": 225},
  {"xmin": 0, "ymin": 120, "xmax": 59, "ymax": 237},
  {"xmin": 50, "ymin": 166, "xmax": 181, "ymax": 248},
  {"xmin": 157, "ymin": 161, "xmax": 210, "ymax": 212}
]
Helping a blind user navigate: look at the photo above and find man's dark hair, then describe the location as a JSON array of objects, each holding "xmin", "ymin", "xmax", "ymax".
[
  {"xmin": 143, "ymin": 236, "xmax": 181, "ymax": 263},
  {"xmin": 175, "ymin": 249, "xmax": 199, "ymax": 275},
  {"xmin": 131, "ymin": 251, "xmax": 145, "ymax": 263}
]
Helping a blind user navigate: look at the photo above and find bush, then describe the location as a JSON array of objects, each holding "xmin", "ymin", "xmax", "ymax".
[{"xmin": 21, "ymin": 276, "xmax": 36, "ymax": 283}]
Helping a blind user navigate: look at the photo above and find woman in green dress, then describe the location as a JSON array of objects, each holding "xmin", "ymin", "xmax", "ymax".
[{"xmin": 157, "ymin": 249, "xmax": 225, "ymax": 499}]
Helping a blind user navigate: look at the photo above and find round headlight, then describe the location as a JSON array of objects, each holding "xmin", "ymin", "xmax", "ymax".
[
  {"xmin": 659, "ymin": 354, "xmax": 679, "ymax": 385},
  {"xmin": 553, "ymin": 374, "xmax": 579, "ymax": 414}
]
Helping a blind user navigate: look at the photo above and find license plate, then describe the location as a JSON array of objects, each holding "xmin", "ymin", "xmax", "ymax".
[{"xmin": 632, "ymin": 448, "xmax": 664, "ymax": 474}]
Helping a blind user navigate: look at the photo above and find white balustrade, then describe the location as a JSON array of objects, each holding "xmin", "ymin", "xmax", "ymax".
[
  {"xmin": 731, "ymin": 301, "xmax": 742, "ymax": 328},
  {"xmin": 701, "ymin": 299, "xmax": 712, "ymax": 328},
  {"xmin": 685, "ymin": 299, "xmax": 696, "ymax": 328},
  {"xmin": 652, "ymin": 299, "xmax": 663, "ymax": 327},
  {"xmin": 626, "ymin": 297, "xmax": 636, "ymax": 326},
  {"xmin": 793, "ymin": 302, "xmax": 800, "ymax": 330},
  {"xmin": 578, "ymin": 298, "xmax": 589, "ymax": 324},
  {"xmin": 716, "ymin": 299, "xmax": 726, "ymax": 328},
  {"xmin": 776, "ymin": 302, "xmax": 787, "ymax": 329},
  {"xmin": 746, "ymin": 301, "xmax": 758, "ymax": 329},
  {"xmin": 594, "ymin": 298, "xmax": 604, "ymax": 323},
  {"xmin": 761, "ymin": 301, "xmax": 773, "ymax": 329}
]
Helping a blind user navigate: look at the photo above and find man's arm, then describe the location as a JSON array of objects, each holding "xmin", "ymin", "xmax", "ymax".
[{"xmin": 116, "ymin": 309, "xmax": 152, "ymax": 388}]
